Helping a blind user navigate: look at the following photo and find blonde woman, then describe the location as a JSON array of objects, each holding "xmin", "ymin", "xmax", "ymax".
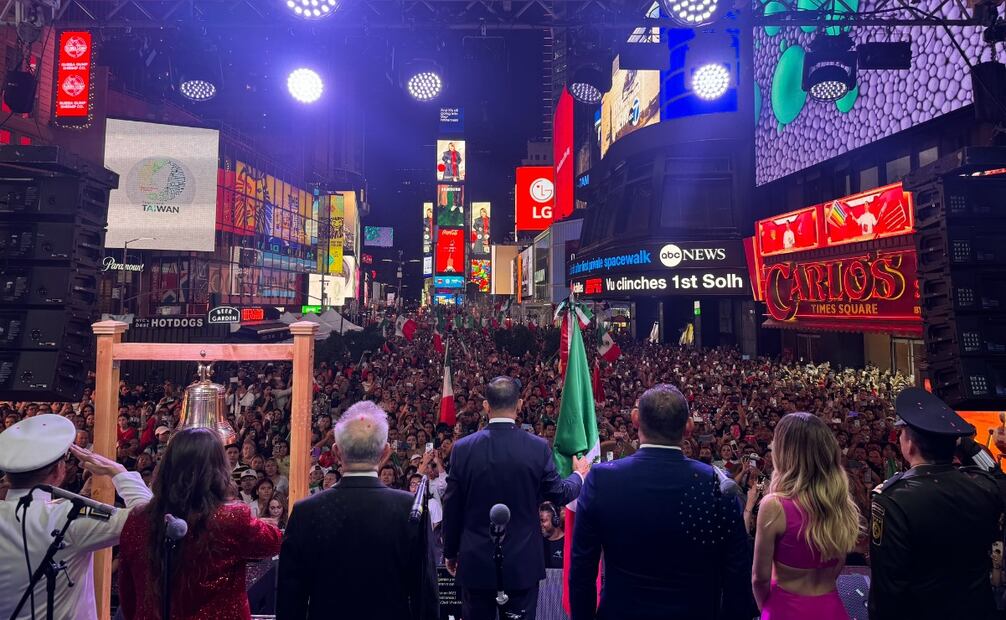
[{"xmin": 752, "ymin": 412, "xmax": 860, "ymax": 619}]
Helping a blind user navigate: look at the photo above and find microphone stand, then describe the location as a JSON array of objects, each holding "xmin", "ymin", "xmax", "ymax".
[
  {"xmin": 9, "ymin": 502, "xmax": 82, "ymax": 620},
  {"xmin": 491, "ymin": 524, "xmax": 508, "ymax": 608},
  {"xmin": 162, "ymin": 535, "xmax": 176, "ymax": 620}
]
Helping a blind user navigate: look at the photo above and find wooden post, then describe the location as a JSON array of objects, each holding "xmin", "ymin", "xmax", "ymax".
[
  {"xmin": 288, "ymin": 321, "xmax": 318, "ymax": 506},
  {"xmin": 91, "ymin": 320, "xmax": 128, "ymax": 620}
]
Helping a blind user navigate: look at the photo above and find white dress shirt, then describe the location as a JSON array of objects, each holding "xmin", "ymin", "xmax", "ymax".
[{"xmin": 0, "ymin": 471, "xmax": 152, "ymax": 620}]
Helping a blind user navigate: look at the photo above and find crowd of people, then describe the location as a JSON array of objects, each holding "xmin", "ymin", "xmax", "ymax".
[
  {"xmin": 1, "ymin": 312, "xmax": 996, "ymax": 620},
  {"xmin": 0, "ymin": 319, "xmax": 914, "ymax": 547}
]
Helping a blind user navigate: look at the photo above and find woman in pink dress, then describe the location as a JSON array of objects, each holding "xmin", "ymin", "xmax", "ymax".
[{"xmin": 752, "ymin": 412, "xmax": 862, "ymax": 619}]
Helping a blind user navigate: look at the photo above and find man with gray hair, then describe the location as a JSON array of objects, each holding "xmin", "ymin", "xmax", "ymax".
[{"xmin": 277, "ymin": 401, "xmax": 438, "ymax": 619}]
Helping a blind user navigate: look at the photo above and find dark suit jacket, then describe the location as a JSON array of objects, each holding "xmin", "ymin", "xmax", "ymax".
[
  {"xmin": 569, "ymin": 447, "xmax": 750, "ymax": 620},
  {"xmin": 277, "ymin": 476, "xmax": 438, "ymax": 620},
  {"xmin": 443, "ymin": 420, "xmax": 583, "ymax": 590}
]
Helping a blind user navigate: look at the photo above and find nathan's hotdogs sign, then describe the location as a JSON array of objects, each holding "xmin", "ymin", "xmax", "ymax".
[{"xmin": 748, "ymin": 182, "xmax": 922, "ymax": 335}]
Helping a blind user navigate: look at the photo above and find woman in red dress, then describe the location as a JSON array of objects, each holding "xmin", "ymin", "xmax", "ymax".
[{"xmin": 118, "ymin": 428, "xmax": 282, "ymax": 619}]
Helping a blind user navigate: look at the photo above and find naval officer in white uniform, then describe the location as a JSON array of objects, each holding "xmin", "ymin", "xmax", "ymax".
[{"xmin": 0, "ymin": 414, "xmax": 152, "ymax": 620}]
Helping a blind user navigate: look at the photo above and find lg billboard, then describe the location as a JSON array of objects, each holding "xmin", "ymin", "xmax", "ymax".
[{"xmin": 515, "ymin": 166, "xmax": 554, "ymax": 232}]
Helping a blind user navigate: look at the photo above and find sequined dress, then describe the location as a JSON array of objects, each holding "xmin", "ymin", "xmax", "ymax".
[{"xmin": 118, "ymin": 501, "xmax": 282, "ymax": 619}]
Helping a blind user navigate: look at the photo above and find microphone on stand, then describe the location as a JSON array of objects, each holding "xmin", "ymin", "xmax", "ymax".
[
  {"xmin": 165, "ymin": 514, "xmax": 188, "ymax": 541},
  {"xmin": 36, "ymin": 484, "xmax": 116, "ymax": 521},
  {"xmin": 490, "ymin": 503, "xmax": 510, "ymax": 536},
  {"xmin": 489, "ymin": 503, "xmax": 511, "ymax": 607}
]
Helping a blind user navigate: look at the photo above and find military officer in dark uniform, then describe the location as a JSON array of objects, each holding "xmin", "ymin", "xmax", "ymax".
[{"xmin": 869, "ymin": 387, "xmax": 1004, "ymax": 620}]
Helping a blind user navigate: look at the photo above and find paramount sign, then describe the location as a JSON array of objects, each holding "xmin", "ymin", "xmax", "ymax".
[{"xmin": 101, "ymin": 257, "xmax": 144, "ymax": 272}]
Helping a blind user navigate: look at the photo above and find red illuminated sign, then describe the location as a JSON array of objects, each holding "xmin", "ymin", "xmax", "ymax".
[
  {"xmin": 585, "ymin": 278, "xmax": 603, "ymax": 294},
  {"xmin": 55, "ymin": 31, "xmax": 92, "ymax": 119},
  {"xmin": 241, "ymin": 307, "xmax": 265, "ymax": 322},
  {"xmin": 760, "ymin": 249, "xmax": 921, "ymax": 334},
  {"xmin": 755, "ymin": 183, "xmax": 914, "ymax": 258},
  {"xmin": 553, "ymin": 88, "xmax": 574, "ymax": 222},
  {"xmin": 757, "ymin": 206, "xmax": 819, "ymax": 256},
  {"xmin": 436, "ymin": 229, "xmax": 465, "ymax": 275},
  {"xmin": 515, "ymin": 166, "xmax": 554, "ymax": 231}
]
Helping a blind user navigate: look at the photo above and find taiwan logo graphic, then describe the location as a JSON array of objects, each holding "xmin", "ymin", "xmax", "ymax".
[{"xmin": 125, "ymin": 157, "xmax": 195, "ymax": 215}]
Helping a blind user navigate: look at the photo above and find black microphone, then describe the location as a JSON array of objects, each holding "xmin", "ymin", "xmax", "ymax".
[
  {"xmin": 409, "ymin": 475, "xmax": 429, "ymax": 524},
  {"xmin": 490, "ymin": 503, "xmax": 510, "ymax": 537},
  {"xmin": 37, "ymin": 484, "xmax": 116, "ymax": 521},
  {"xmin": 165, "ymin": 514, "xmax": 188, "ymax": 541}
]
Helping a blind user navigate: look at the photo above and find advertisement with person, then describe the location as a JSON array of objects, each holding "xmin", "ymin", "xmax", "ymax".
[
  {"xmin": 437, "ymin": 184, "xmax": 465, "ymax": 227},
  {"xmin": 515, "ymin": 166, "xmax": 554, "ymax": 232},
  {"xmin": 600, "ymin": 56, "xmax": 661, "ymax": 158},
  {"xmin": 470, "ymin": 202, "xmax": 491, "ymax": 255},
  {"xmin": 437, "ymin": 139, "xmax": 466, "ymax": 182},
  {"xmin": 422, "ymin": 201, "xmax": 434, "ymax": 254},
  {"xmin": 436, "ymin": 229, "xmax": 465, "ymax": 274},
  {"xmin": 105, "ymin": 119, "xmax": 220, "ymax": 251}
]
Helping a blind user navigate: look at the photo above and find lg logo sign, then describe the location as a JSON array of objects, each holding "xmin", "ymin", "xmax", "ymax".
[
  {"xmin": 660, "ymin": 244, "xmax": 684, "ymax": 267},
  {"xmin": 529, "ymin": 178, "xmax": 553, "ymax": 220}
]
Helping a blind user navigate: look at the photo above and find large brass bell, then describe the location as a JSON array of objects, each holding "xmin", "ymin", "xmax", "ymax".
[{"xmin": 175, "ymin": 362, "xmax": 238, "ymax": 445}]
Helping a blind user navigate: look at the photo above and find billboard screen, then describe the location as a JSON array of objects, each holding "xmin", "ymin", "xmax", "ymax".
[
  {"xmin": 470, "ymin": 201, "xmax": 491, "ymax": 256},
  {"xmin": 436, "ymin": 184, "xmax": 465, "ymax": 227},
  {"xmin": 755, "ymin": 11, "xmax": 981, "ymax": 184},
  {"xmin": 55, "ymin": 31, "xmax": 92, "ymax": 119},
  {"xmin": 553, "ymin": 89, "xmax": 574, "ymax": 221},
  {"xmin": 423, "ymin": 255, "xmax": 433, "ymax": 276},
  {"xmin": 439, "ymin": 107, "xmax": 464, "ymax": 134},
  {"xmin": 363, "ymin": 226, "xmax": 394, "ymax": 248},
  {"xmin": 422, "ymin": 201, "xmax": 434, "ymax": 254},
  {"xmin": 600, "ymin": 56, "xmax": 661, "ymax": 158},
  {"xmin": 434, "ymin": 274, "xmax": 465, "ymax": 288},
  {"xmin": 437, "ymin": 139, "xmax": 466, "ymax": 182},
  {"xmin": 753, "ymin": 183, "xmax": 914, "ymax": 257},
  {"xmin": 470, "ymin": 259, "xmax": 491, "ymax": 292},
  {"xmin": 436, "ymin": 228, "xmax": 465, "ymax": 274},
  {"xmin": 105, "ymin": 119, "xmax": 220, "ymax": 251},
  {"xmin": 515, "ymin": 166, "xmax": 554, "ymax": 232}
]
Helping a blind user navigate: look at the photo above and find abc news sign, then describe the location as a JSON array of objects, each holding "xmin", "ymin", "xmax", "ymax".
[{"xmin": 569, "ymin": 240, "xmax": 748, "ymax": 297}]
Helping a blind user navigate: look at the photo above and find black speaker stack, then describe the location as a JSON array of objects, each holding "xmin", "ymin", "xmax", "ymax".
[
  {"xmin": 905, "ymin": 147, "xmax": 1006, "ymax": 409},
  {"xmin": 0, "ymin": 146, "xmax": 117, "ymax": 401}
]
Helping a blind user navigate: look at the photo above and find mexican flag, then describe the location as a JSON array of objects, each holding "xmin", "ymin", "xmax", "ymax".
[
  {"xmin": 433, "ymin": 312, "xmax": 446, "ymax": 354},
  {"xmin": 597, "ymin": 328, "xmax": 622, "ymax": 362},
  {"xmin": 438, "ymin": 342, "xmax": 456, "ymax": 425},
  {"xmin": 553, "ymin": 316, "xmax": 600, "ymax": 614},
  {"xmin": 395, "ymin": 315, "xmax": 417, "ymax": 341},
  {"xmin": 557, "ymin": 297, "xmax": 594, "ymax": 374}
]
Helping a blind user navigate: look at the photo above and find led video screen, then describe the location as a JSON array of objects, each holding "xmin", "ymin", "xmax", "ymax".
[
  {"xmin": 470, "ymin": 202, "xmax": 491, "ymax": 256},
  {"xmin": 470, "ymin": 259, "xmax": 491, "ymax": 292},
  {"xmin": 754, "ymin": 9, "xmax": 982, "ymax": 185},
  {"xmin": 422, "ymin": 201, "xmax": 434, "ymax": 254},
  {"xmin": 105, "ymin": 119, "xmax": 220, "ymax": 251},
  {"xmin": 437, "ymin": 139, "xmax": 466, "ymax": 182},
  {"xmin": 436, "ymin": 185, "xmax": 465, "ymax": 227},
  {"xmin": 600, "ymin": 56, "xmax": 661, "ymax": 159},
  {"xmin": 436, "ymin": 228, "xmax": 465, "ymax": 275},
  {"xmin": 363, "ymin": 226, "xmax": 394, "ymax": 248}
]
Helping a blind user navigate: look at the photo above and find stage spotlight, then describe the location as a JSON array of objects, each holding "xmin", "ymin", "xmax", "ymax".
[
  {"xmin": 569, "ymin": 63, "xmax": 610, "ymax": 105},
  {"xmin": 406, "ymin": 71, "xmax": 442, "ymax": 101},
  {"xmin": 179, "ymin": 78, "xmax": 216, "ymax": 102},
  {"xmin": 285, "ymin": 0, "xmax": 339, "ymax": 19},
  {"xmin": 659, "ymin": 0, "xmax": 729, "ymax": 27},
  {"xmin": 287, "ymin": 68, "xmax": 323, "ymax": 103},
  {"xmin": 802, "ymin": 34, "xmax": 857, "ymax": 103},
  {"xmin": 691, "ymin": 63, "xmax": 730, "ymax": 100}
]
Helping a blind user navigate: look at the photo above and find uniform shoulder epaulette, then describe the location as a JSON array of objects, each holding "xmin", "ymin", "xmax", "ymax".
[{"xmin": 876, "ymin": 472, "xmax": 905, "ymax": 495}]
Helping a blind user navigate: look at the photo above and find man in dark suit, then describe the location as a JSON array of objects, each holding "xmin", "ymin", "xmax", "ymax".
[
  {"xmin": 443, "ymin": 377, "xmax": 589, "ymax": 620},
  {"xmin": 569, "ymin": 384, "xmax": 750, "ymax": 620},
  {"xmin": 277, "ymin": 401, "xmax": 438, "ymax": 619}
]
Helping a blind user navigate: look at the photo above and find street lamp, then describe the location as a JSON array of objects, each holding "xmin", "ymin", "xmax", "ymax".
[{"xmin": 121, "ymin": 237, "xmax": 156, "ymax": 314}]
